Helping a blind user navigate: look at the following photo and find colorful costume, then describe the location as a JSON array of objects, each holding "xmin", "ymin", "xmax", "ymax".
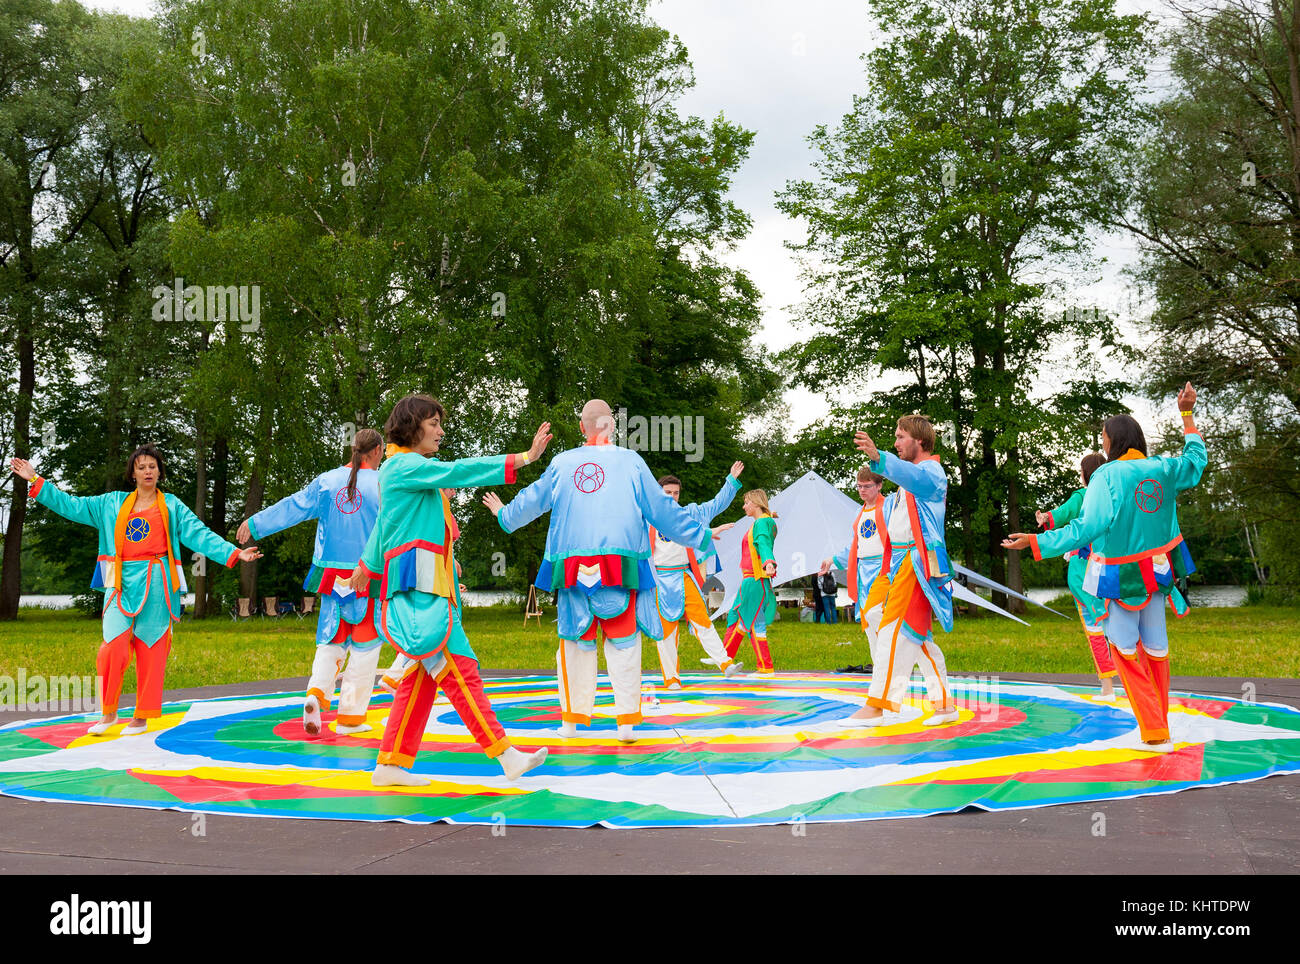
[
  {"xmin": 862, "ymin": 452, "xmax": 955, "ymax": 714},
  {"xmin": 247, "ymin": 465, "xmax": 383, "ymax": 728},
  {"xmin": 651, "ymin": 474, "xmax": 741, "ymax": 685},
  {"xmin": 723, "ymin": 513, "xmax": 778, "ymax": 674},
  {"xmin": 28, "ymin": 476, "xmax": 240, "ymax": 719},
  {"xmin": 358, "ymin": 447, "xmax": 524, "ymax": 766},
  {"xmin": 1041, "ymin": 488, "xmax": 1116, "ymax": 683},
  {"xmin": 497, "ymin": 439, "xmax": 713, "ymax": 728},
  {"xmin": 832, "ymin": 492, "xmax": 896, "ymax": 668},
  {"xmin": 1030, "ymin": 432, "xmax": 1207, "ymax": 743}
]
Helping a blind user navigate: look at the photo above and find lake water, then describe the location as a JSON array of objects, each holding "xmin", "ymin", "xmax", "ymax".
[{"xmin": 1023, "ymin": 585, "xmax": 1247, "ymax": 608}]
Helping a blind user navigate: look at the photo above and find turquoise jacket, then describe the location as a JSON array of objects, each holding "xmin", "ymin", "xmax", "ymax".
[
  {"xmin": 30, "ymin": 476, "xmax": 240, "ymax": 645},
  {"xmin": 1032, "ymin": 433, "xmax": 1207, "ymax": 610},
  {"xmin": 866, "ymin": 451, "xmax": 954, "ymax": 633}
]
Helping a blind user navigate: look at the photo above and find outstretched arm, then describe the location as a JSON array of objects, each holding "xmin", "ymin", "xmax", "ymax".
[
  {"xmin": 491, "ymin": 462, "xmax": 557, "ymax": 533},
  {"xmin": 172, "ymin": 498, "xmax": 257, "ymax": 567},
  {"xmin": 11, "ymin": 459, "xmax": 109, "ymax": 527},
  {"xmin": 243, "ymin": 481, "xmax": 322, "ymax": 542}
]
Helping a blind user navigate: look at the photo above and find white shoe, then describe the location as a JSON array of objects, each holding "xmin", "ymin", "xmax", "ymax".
[
  {"xmin": 1095, "ymin": 692, "xmax": 1117, "ymax": 703},
  {"xmin": 379, "ymin": 676, "xmax": 399, "ymax": 695},
  {"xmin": 499, "ymin": 746, "xmax": 548, "ymax": 781},
  {"xmin": 842, "ymin": 712, "xmax": 892, "ymax": 728},
  {"xmin": 556, "ymin": 722, "xmax": 579, "ymax": 739},
  {"xmin": 335, "ymin": 722, "xmax": 372, "ymax": 735},
  {"xmin": 303, "ymin": 696, "xmax": 322, "ymax": 736},
  {"xmin": 617, "ymin": 723, "xmax": 637, "ymax": 743},
  {"xmin": 121, "ymin": 720, "xmax": 149, "ymax": 736},
  {"xmin": 371, "ymin": 764, "xmax": 431, "ymax": 787},
  {"xmin": 723, "ymin": 662, "xmax": 742, "ymax": 678},
  {"xmin": 667, "ymin": 681, "xmax": 682, "ymax": 691},
  {"xmin": 87, "ymin": 719, "xmax": 116, "ymax": 736},
  {"xmin": 923, "ymin": 708, "xmax": 960, "ymax": 727}
]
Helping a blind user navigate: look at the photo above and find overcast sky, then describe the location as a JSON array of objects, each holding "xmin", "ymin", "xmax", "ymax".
[{"xmin": 82, "ymin": 0, "xmax": 1178, "ymax": 432}]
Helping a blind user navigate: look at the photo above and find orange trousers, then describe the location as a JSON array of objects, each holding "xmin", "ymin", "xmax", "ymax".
[
  {"xmin": 97, "ymin": 628, "xmax": 172, "ymax": 718},
  {"xmin": 378, "ymin": 653, "xmax": 510, "ymax": 768},
  {"xmin": 1109, "ymin": 643, "xmax": 1171, "ymax": 742}
]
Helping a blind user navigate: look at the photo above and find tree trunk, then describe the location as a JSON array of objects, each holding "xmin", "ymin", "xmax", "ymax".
[
  {"xmin": 238, "ymin": 410, "xmax": 273, "ymax": 604},
  {"xmin": 0, "ymin": 328, "xmax": 36, "ymax": 620},
  {"xmin": 1006, "ymin": 446, "xmax": 1025, "ymax": 614},
  {"xmin": 208, "ymin": 436, "xmax": 228, "ymax": 612}
]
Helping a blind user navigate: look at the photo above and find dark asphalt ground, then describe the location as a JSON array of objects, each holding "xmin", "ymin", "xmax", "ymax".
[{"xmin": 1, "ymin": 672, "xmax": 1296, "ymax": 875}]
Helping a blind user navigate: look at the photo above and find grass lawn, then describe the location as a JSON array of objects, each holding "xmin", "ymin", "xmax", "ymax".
[{"xmin": 1, "ymin": 602, "xmax": 1296, "ymax": 691}]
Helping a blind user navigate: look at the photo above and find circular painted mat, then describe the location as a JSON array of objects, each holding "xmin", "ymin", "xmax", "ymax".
[{"xmin": 1, "ymin": 674, "xmax": 1298, "ymax": 828}]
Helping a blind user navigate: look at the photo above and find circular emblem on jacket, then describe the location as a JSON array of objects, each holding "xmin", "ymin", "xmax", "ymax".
[
  {"xmin": 573, "ymin": 462, "xmax": 605, "ymax": 494},
  {"xmin": 1134, "ymin": 479, "xmax": 1163, "ymax": 513},
  {"xmin": 860, "ymin": 518, "xmax": 877, "ymax": 539},
  {"xmin": 335, "ymin": 488, "xmax": 363, "ymax": 514},
  {"xmin": 126, "ymin": 517, "xmax": 150, "ymax": 542}
]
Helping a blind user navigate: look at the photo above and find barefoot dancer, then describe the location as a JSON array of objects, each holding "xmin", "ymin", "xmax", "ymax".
[
  {"xmin": 238, "ymin": 429, "xmax": 386, "ymax": 736},
  {"xmin": 10, "ymin": 448, "xmax": 261, "ymax": 736},
  {"xmin": 1036, "ymin": 453, "xmax": 1118, "ymax": 701},
  {"xmin": 1006, "ymin": 384, "xmax": 1206, "ymax": 752},
  {"xmin": 350, "ymin": 396, "xmax": 551, "ymax": 785}
]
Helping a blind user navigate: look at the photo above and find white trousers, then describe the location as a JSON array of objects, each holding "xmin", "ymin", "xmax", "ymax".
[
  {"xmin": 866, "ymin": 615, "xmax": 952, "ymax": 712},
  {"xmin": 657, "ymin": 619, "xmax": 731, "ymax": 684},
  {"xmin": 307, "ymin": 643, "xmax": 384, "ymax": 723},
  {"xmin": 557, "ymin": 635, "xmax": 643, "ymax": 725}
]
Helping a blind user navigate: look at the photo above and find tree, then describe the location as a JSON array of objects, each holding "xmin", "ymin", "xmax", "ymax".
[{"xmin": 776, "ymin": 0, "xmax": 1155, "ymax": 607}]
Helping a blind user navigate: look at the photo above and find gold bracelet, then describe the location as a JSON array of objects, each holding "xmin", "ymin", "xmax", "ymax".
[
  {"xmin": 519, "ymin": 451, "xmax": 530, "ymax": 466},
  {"xmin": 1180, "ymin": 410, "xmax": 1193, "ymax": 417}
]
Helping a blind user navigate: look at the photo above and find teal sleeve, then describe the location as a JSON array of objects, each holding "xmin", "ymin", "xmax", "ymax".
[
  {"xmin": 753, "ymin": 517, "xmax": 777, "ymax": 564},
  {"xmin": 33, "ymin": 479, "xmax": 112, "ymax": 528},
  {"xmin": 391, "ymin": 453, "xmax": 511, "ymax": 493},
  {"xmin": 1047, "ymin": 489, "xmax": 1086, "ymax": 529},
  {"xmin": 1169, "ymin": 433, "xmax": 1207, "ymax": 494},
  {"xmin": 1035, "ymin": 478, "xmax": 1115, "ymax": 559},
  {"xmin": 172, "ymin": 498, "xmax": 240, "ymax": 566},
  {"xmin": 361, "ymin": 518, "xmax": 384, "ymax": 573}
]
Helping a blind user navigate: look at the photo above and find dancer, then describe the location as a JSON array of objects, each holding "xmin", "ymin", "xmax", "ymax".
[
  {"xmin": 846, "ymin": 416, "xmax": 958, "ymax": 726},
  {"xmin": 1005, "ymin": 383, "xmax": 1205, "ymax": 752},
  {"xmin": 722, "ymin": 489, "xmax": 779, "ymax": 676},
  {"xmin": 349, "ymin": 395, "xmax": 551, "ymax": 785},
  {"xmin": 10, "ymin": 448, "xmax": 261, "ymax": 735},
  {"xmin": 819, "ymin": 467, "xmax": 895, "ymax": 669},
  {"xmin": 652, "ymin": 464, "xmax": 745, "ymax": 688},
  {"xmin": 237, "ymin": 429, "xmax": 386, "ymax": 736},
  {"xmin": 484, "ymin": 399, "xmax": 715, "ymax": 742},
  {"xmin": 1036, "ymin": 453, "xmax": 1117, "ymax": 701}
]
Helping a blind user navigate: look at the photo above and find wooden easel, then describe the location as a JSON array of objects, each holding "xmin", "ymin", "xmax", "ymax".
[{"xmin": 524, "ymin": 585, "xmax": 543, "ymax": 627}]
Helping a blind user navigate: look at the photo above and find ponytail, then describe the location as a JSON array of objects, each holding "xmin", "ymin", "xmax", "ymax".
[{"xmin": 346, "ymin": 428, "xmax": 384, "ymax": 502}]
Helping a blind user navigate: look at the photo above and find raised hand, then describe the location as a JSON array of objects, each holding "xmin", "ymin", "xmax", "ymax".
[
  {"xmin": 482, "ymin": 492, "xmax": 505, "ymax": 517},
  {"xmin": 1177, "ymin": 381, "xmax": 1197, "ymax": 412},
  {"xmin": 236, "ymin": 520, "xmax": 252, "ymax": 544},
  {"xmin": 1034, "ymin": 510, "xmax": 1048, "ymax": 529},
  {"xmin": 853, "ymin": 431, "xmax": 879, "ymax": 462},
  {"xmin": 710, "ymin": 522, "xmax": 735, "ymax": 540},
  {"xmin": 730, "ymin": 460, "xmax": 744, "ymax": 478},
  {"xmin": 525, "ymin": 422, "xmax": 552, "ymax": 463},
  {"xmin": 9, "ymin": 458, "xmax": 35, "ymax": 481}
]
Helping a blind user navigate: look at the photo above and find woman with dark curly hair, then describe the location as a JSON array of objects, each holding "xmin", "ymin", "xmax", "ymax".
[
  {"xmin": 10, "ymin": 446, "xmax": 261, "ymax": 736},
  {"xmin": 349, "ymin": 395, "xmax": 553, "ymax": 784}
]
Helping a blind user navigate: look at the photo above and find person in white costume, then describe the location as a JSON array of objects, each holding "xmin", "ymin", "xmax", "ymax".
[{"xmin": 652, "ymin": 463, "xmax": 745, "ymax": 688}]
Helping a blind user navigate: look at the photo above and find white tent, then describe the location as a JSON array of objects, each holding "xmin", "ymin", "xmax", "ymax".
[{"xmin": 705, "ymin": 470, "xmax": 1050, "ymax": 626}]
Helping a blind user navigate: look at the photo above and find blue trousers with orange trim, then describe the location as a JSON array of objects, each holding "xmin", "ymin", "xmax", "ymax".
[{"xmin": 377, "ymin": 653, "xmax": 509, "ymax": 768}]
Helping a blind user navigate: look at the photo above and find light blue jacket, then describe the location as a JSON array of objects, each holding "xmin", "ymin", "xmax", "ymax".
[
  {"xmin": 248, "ymin": 465, "xmax": 380, "ymax": 572},
  {"xmin": 866, "ymin": 452, "xmax": 954, "ymax": 633}
]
